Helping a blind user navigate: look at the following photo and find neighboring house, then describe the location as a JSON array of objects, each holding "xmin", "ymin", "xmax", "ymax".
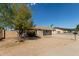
[{"xmin": 54, "ymin": 27, "xmax": 75, "ymax": 34}]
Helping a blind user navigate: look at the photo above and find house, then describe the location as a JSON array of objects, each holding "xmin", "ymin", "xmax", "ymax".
[
  {"xmin": 28, "ymin": 26, "xmax": 54, "ymax": 37},
  {"xmin": 27, "ymin": 26, "xmax": 76, "ymax": 37},
  {"xmin": 54, "ymin": 27, "xmax": 75, "ymax": 34}
]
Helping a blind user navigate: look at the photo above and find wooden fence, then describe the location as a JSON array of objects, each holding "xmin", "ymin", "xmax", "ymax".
[{"xmin": 0, "ymin": 29, "xmax": 5, "ymax": 40}]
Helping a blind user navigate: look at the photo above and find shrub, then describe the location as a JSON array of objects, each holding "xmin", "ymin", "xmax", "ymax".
[
  {"xmin": 27, "ymin": 30, "xmax": 36, "ymax": 37},
  {"xmin": 0, "ymin": 26, "xmax": 4, "ymax": 29}
]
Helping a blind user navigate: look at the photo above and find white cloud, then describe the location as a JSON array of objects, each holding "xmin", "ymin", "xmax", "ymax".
[{"xmin": 30, "ymin": 3, "xmax": 36, "ymax": 6}]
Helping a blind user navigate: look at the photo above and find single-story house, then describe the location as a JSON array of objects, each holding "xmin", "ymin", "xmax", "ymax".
[
  {"xmin": 28, "ymin": 26, "xmax": 54, "ymax": 37},
  {"xmin": 54, "ymin": 27, "xmax": 75, "ymax": 34},
  {"xmin": 27, "ymin": 26, "xmax": 76, "ymax": 37}
]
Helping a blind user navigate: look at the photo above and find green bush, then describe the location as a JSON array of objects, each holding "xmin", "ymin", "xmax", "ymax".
[
  {"xmin": 0, "ymin": 26, "xmax": 4, "ymax": 29},
  {"xmin": 27, "ymin": 31, "xmax": 36, "ymax": 37}
]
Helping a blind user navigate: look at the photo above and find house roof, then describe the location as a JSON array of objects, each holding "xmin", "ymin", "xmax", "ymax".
[
  {"xmin": 28, "ymin": 26, "xmax": 75, "ymax": 31},
  {"xmin": 28, "ymin": 26, "xmax": 53, "ymax": 30}
]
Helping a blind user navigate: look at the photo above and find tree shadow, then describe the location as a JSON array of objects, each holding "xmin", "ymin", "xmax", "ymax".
[
  {"xmin": 0, "ymin": 39, "xmax": 4, "ymax": 41},
  {"xmin": 25, "ymin": 36, "xmax": 41, "ymax": 40},
  {"xmin": 70, "ymin": 38, "xmax": 76, "ymax": 41},
  {"xmin": 6, "ymin": 37, "xmax": 17, "ymax": 40},
  {"xmin": 0, "ymin": 37, "xmax": 6, "ymax": 41}
]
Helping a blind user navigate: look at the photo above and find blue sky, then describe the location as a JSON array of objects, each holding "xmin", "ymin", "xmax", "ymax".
[{"xmin": 29, "ymin": 3, "xmax": 79, "ymax": 28}]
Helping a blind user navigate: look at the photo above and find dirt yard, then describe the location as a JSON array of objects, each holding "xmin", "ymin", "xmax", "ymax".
[{"xmin": 0, "ymin": 31, "xmax": 79, "ymax": 56}]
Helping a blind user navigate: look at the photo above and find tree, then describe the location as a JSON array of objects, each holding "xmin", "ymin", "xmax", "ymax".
[
  {"xmin": 12, "ymin": 4, "xmax": 32, "ymax": 41},
  {"xmin": 0, "ymin": 4, "xmax": 33, "ymax": 41},
  {"xmin": 72, "ymin": 24, "xmax": 79, "ymax": 41},
  {"xmin": 76, "ymin": 24, "xmax": 79, "ymax": 31},
  {"xmin": 50, "ymin": 24, "xmax": 53, "ymax": 28},
  {"xmin": 0, "ymin": 4, "xmax": 13, "ymax": 39},
  {"xmin": 50, "ymin": 24, "xmax": 55, "ymax": 36}
]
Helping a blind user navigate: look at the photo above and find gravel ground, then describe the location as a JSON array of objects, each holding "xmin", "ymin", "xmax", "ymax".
[{"xmin": 0, "ymin": 31, "xmax": 79, "ymax": 56}]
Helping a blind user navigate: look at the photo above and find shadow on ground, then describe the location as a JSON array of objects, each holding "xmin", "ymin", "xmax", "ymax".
[
  {"xmin": 6, "ymin": 37, "xmax": 17, "ymax": 40},
  {"xmin": 25, "ymin": 36, "xmax": 41, "ymax": 40}
]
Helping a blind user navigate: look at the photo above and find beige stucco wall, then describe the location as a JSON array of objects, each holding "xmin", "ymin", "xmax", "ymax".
[
  {"xmin": 54, "ymin": 29, "xmax": 64, "ymax": 34},
  {"xmin": 36, "ymin": 30, "xmax": 43, "ymax": 37},
  {"xmin": 36, "ymin": 29, "xmax": 65, "ymax": 37}
]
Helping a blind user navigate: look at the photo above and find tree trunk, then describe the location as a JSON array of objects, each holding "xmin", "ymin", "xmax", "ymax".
[
  {"xmin": 3, "ymin": 29, "xmax": 5, "ymax": 39},
  {"xmin": 17, "ymin": 29, "xmax": 24, "ymax": 42}
]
